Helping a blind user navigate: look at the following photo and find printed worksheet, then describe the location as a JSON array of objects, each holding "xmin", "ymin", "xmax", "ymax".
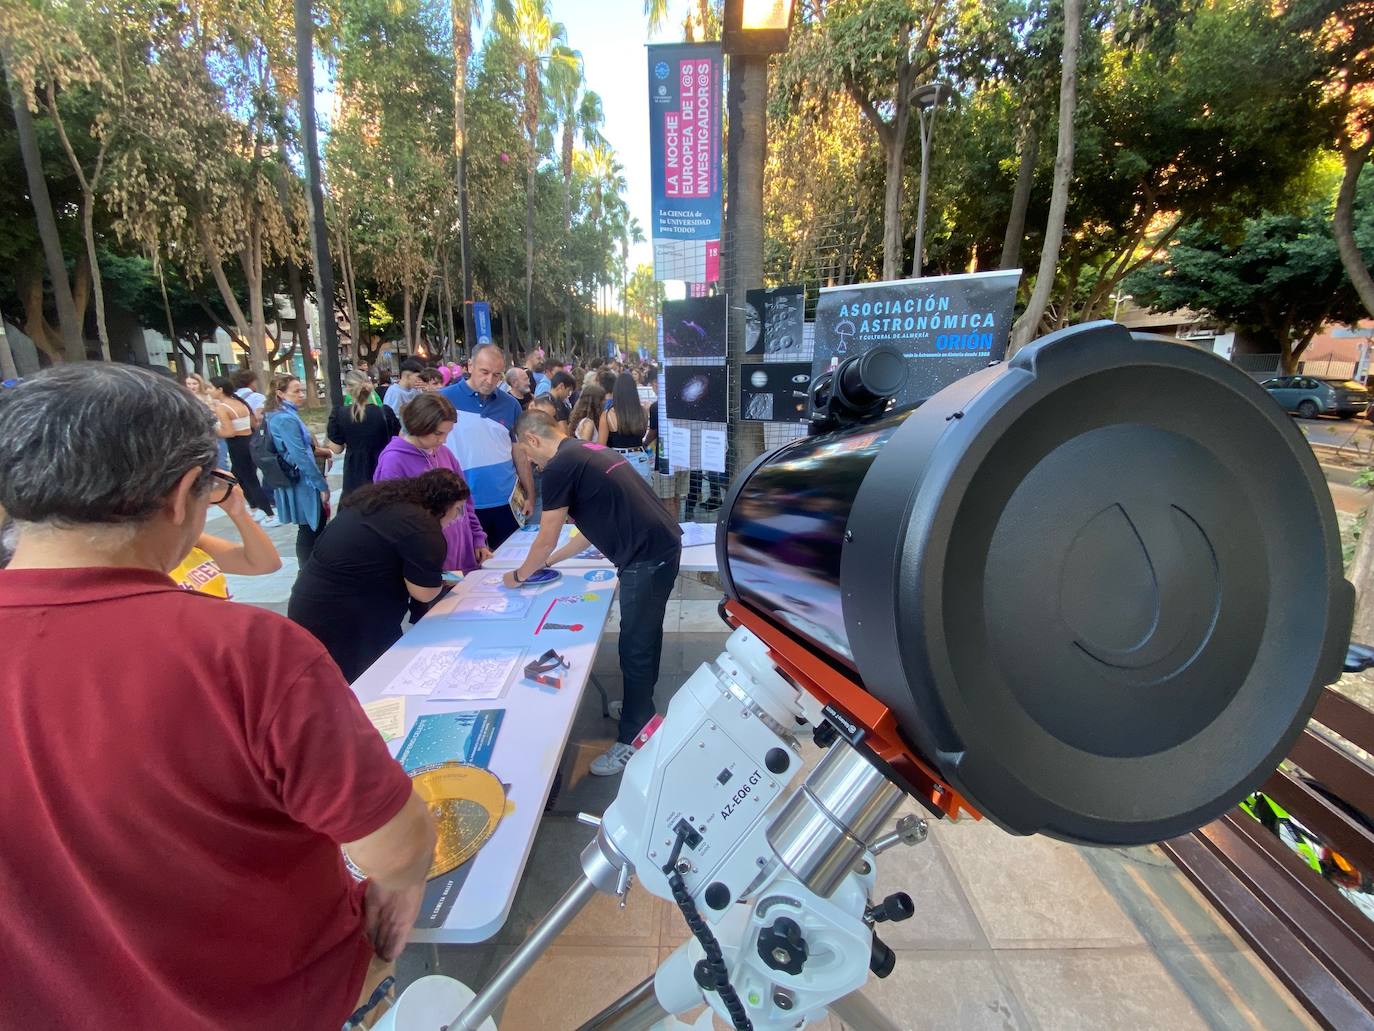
[
  {"xmin": 448, "ymin": 592, "xmax": 535, "ymax": 620},
  {"xmin": 464, "ymin": 570, "xmax": 509, "ymax": 593},
  {"xmin": 382, "ymin": 647, "xmax": 468, "ymax": 696},
  {"xmin": 428, "ymin": 647, "xmax": 525, "ymax": 701},
  {"xmin": 679, "ymin": 522, "xmax": 717, "ymax": 548}
]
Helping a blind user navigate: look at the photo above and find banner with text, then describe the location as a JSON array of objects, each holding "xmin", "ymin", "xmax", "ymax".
[
  {"xmin": 812, "ymin": 270, "xmax": 1020, "ymax": 408},
  {"xmin": 647, "ymin": 43, "xmax": 722, "ymax": 284}
]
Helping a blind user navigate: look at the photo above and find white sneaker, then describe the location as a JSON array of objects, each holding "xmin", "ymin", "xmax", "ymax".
[
  {"xmin": 589, "ymin": 742, "xmax": 636, "ymax": 777},
  {"xmin": 608, "ymin": 700, "xmax": 623, "ymax": 720},
  {"xmin": 250, "ymin": 509, "xmax": 266, "ymax": 523},
  {"xmin": 261, "ymin": 515, "xmax": 281, "ymax": 528}
]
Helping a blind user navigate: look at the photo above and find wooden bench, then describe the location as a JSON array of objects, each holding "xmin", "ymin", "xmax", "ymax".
[{"xmin": 1159, "ymin": 686, "xmax": 1374, "ymax": 1030}]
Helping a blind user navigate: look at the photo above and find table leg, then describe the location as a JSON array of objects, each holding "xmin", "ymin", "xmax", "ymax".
[{"xmin": 590, "ymin": 672, "xmax": 612, "ymax": 719}]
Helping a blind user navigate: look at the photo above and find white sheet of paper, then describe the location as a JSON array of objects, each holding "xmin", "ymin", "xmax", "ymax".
[
  {"xmin": 669, "ymin": 425, "xmax": 691, "ymax": 472},
  {"xmin": 362, "ymin": 697, "xmax": 406, "ymax": 741},
  {"xmin": 429, "ymin": 647, "xmax": 525, "ymax": 700},
  {"xmin": 701, "ymin": 428, "xmax": 726, "ymax": 473},
  {"xmin": 382, "ymin": 646, "xmax": 468, "ymax": 696},
  {"xmin": 465, "ymin": 570, "xmax": 509, "ymax": 593},
  {"xmin": 679, "ymin": 522, "xmax": 717, "ymax": 549},
  {"xmin": 448, "ymin": 592, "xmax": 535, "ymax": 620},
  {"xmin": 498, "ymin": 542, "xmax": 531, "ymax": 563}
]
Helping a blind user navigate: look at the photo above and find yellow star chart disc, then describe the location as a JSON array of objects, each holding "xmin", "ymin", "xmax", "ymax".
[{"xmin": 409, "ymin": 762, "xmax": 513, "ymax": 879}]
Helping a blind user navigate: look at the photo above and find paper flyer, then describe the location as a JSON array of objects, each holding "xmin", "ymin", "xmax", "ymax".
[{"xmin": 396, "ymin": 709, "xmax": 505, "ymax": 772}]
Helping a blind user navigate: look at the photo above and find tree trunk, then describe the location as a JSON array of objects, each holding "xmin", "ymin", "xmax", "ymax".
[
  {"xmin": 452, "ymin": 0, "xmax": 476, "ymax": 357},
  {"xmin": 5, "ymin": 51, "xmax": 85, "ymax": 362},
  {"xmin": 403, "ymin": 287, "xmax": 413, "ymax": 352},
  {"xmin": 1010, "ymin": 0, "xmax": 1082, "ymax": 352},
  {"xmin": 15, "ymin": 268, "xmax": 63, "ymax": 364},
  {"xmin": 999, "ymin": 112, "xmax": 1039, "ymax": 271},
  {"xmin": 1350, "ymin": 495, "xmax": 1374, "ymax": 643},
  {"xmin": 0, "ymin": 323, "xmax": 17, "ymax": 379},
  {"xmin": 45, "ymin": 85, "xmax": 111, "ymax": 360},
  {"xmin": 287, "ymin": 257, "xmax": 319, "ymax": 408},
  {"xmin": 1335, "ymin": 139, "xmax": 1374, "ymax": 319},
  {"xmin": 196, "ymin": 217, "xmax": 257, "ymax": 367},
  {"xmin": 525, "ymin": 145, "xmax": 537, "ymax": 345}
]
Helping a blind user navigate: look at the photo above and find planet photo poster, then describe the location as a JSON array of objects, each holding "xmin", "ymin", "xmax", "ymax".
[
  {"xmin": 741, "ymin": 362, "xmax": 812, "ymax": 423},
  {"xmin": 662, "ymin": 295, "xmax": 727, "ymax": 359},
  {"xmin": 665, "ymin": 365, "xmax": 728, "ymax": 422},
  {"xmin": 745, "ymin": 285, "xmax": 805, "ymax": 358}
]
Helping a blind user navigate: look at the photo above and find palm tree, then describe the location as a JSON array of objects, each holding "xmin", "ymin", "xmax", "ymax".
[
  {"xmin": 451, "ymin": 0, "xmax": 482, "ymax": 353},
  {"xmin": 496, "ymin": 0, "xmax": 569, "ymax": 350}
]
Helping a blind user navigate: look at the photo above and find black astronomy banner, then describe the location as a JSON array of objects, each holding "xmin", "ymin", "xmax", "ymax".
[{"xmin": 812, "ymin": 269, "xmax": 1020, "ymax": 409}]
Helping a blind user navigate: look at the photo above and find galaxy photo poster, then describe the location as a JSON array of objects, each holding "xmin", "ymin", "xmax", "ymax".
[
  {"xmin": 665, "ymin": 365, "xmax": 728, "ymax": 422},
  {"xmin": 662, "ymin": 295, "xmax": 727, "ymax": 359},
  {"xmin": 741, "ymin": 363, "xmax": 812, "ymax": 423},
  {"xmin": 744, "ymin": 285, "xmax": 805, "ymax": 357}
]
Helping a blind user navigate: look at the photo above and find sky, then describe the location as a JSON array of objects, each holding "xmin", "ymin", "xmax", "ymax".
[{"xmin": 556, "ymin": 0, "xmax": 692, "ymax": 272}]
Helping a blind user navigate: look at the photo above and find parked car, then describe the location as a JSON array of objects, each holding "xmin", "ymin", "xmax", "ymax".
[{"xmin": 1260, "ymin": 375, "xmax": 1370, "ymax": 419}]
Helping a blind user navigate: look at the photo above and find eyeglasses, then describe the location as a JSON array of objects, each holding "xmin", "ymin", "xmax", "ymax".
[{"xmin": 207, "ymin": 469, "xmax": 238, "ymax": 505}]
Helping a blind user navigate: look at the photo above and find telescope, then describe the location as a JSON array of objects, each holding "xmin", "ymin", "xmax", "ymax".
[{"xmin": 410, "ymin": 322, "xmax": 1352, "ymax": 1031}]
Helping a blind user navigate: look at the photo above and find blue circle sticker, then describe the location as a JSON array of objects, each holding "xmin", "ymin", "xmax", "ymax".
[
  {"xmin": 655, "ymin": 61, "xmax": 670, "ymax": 80},
  {"xmin": 584, "ymin": 569, "xmax": 616, "ymax": 583}
]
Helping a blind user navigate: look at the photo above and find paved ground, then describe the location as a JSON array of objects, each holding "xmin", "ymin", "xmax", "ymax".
[{"xmin": 221, "ymin": 470, "xmax": 1315, "ymax": 1030}]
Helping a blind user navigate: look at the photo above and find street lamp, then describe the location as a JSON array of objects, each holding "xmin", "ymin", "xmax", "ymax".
[
  {"xmin": 722, "ymin": 0, "xmax": 795, "ymax": 469},
  {"xmin": 911, "ymin": 81, "xmax": 951, "ymax": 279},
  {"xmin": 1113, "ymin": 292, "xmax": 1133, "ymax": 322}
]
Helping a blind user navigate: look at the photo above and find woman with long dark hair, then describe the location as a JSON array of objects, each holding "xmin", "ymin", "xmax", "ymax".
[
  {"xmin": 598, "ymin": 372, "xmax": 655, "ymax": 481},
  {"xmin": 209, "ymin": 376, "xmax": 276, "ymax": 523},
  {"xmin": 569, "ymin": 384, "xmax": 606, "ymax": 442},
  {"xmin": 288, "ymin": 469, "xmax": 471, "ymax": 680},
  {"xmin": 326, "ymin": 368, "xmax": 400, "ymax": 498}
]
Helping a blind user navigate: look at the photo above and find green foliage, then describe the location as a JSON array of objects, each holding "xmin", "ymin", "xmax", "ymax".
[{"xmin": 1125, "ymin": 169, "xmax": 1374, "ymax": 364}]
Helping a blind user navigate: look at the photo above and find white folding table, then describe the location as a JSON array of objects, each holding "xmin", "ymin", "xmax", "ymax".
[{"xmin": 349, "ymin": 567, "xmax": 619, "ymax": 943}]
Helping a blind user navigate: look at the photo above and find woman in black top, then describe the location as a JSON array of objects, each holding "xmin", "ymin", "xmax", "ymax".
[
  {"xmin": 326, "ymin": 369, "xmax": 401, "ymax": 498},
  {"xmin": 598, "ymin": 372, "xmax": 655, "ymax": 481},
  {"xmin": 288, "ymin": 469, "xmax": 470, "ymax": 681}
]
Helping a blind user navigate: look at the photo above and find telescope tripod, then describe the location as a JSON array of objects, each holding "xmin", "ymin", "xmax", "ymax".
[{"xmin": 433, "ymin": 627, "xmax": 928, "ymax": 1031}]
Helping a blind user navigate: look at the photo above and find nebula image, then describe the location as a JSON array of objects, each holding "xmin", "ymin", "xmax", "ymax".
[
  {"xmin": 662, "ymin": 296, "xmax": 727, "ymax": 358},
  {"xmin": 665, "ymin": 365, "xmax": 727, "ymax": 422}
]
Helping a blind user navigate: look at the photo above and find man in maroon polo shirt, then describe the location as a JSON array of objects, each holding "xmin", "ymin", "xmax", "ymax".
[{"xmin": 0, "ymin": 365, "xmax": 436, "ymax": 1030}]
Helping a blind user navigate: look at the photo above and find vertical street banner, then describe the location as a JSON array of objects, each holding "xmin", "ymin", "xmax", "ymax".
[
  {"xmin": 468, "ymin": 301, "xmax": 493, "ymax": 347},
  {"xmin": 812, "ymin": 270, "xmax": 1021, "ymax": 408},
  {"xmin": 647, "ymin": 43, "xmax": 723, "ymax": 284}
]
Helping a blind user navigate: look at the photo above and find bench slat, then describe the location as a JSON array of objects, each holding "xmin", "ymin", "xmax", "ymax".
[
  {"xmin": 1260, "ymin": 769, "xmax": 1374, "ymax": 879},
  {"xmin": 1160, "ymin": 827, "xmax": 1374, "ymax": 1031}
]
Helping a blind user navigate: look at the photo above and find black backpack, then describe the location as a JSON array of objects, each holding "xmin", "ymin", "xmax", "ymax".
[{"xmin": 249, "ymin": 413, "xmax": 299, "ymax": 489}]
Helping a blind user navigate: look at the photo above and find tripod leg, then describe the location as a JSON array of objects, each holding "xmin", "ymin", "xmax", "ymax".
[
  {"xmin": 576, "ymin": 974, "xmax": 671, "ymax": 1031},
  {"xmin": 449, "ymin": 874, "xmax": 601, "ymax": 1030},
  {"xmin": 827, "ymin": 989, "xmax": 903, "ymax": 1031}
]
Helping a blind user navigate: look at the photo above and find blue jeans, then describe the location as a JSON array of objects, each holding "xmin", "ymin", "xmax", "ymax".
[{"xmin": 616, "ymin": 551, "xmax": 680, "ymax": 744}]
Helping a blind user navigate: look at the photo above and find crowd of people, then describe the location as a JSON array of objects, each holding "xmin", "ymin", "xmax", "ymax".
[{"xmin": 0, "ymin": 344, "xmax": 686, "ymax": 1027}]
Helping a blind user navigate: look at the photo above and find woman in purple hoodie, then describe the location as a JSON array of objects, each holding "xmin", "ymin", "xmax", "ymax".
[{"xmin": 374, "ymin": 392, "xmax": 492, "ymax": 572}]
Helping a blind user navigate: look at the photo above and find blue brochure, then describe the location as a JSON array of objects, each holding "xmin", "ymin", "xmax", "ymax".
[{"xmin": 396, "ymin": 710, "xmax": 504, "ymax": 772}]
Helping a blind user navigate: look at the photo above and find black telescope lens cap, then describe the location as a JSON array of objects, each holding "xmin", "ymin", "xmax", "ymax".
[
  {"xmin": 853, "ymin": 347, "xmax": 908, "ymax": 399},
  {"xmin": 839, "ymin": 321, "xmax": 1352, "ymax": 845}
]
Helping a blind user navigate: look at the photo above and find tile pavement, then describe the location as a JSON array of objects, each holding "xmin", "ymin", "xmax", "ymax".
[{"xmin": 218, "ymin": 482, "xmax": 1316, "ymax": 1030}]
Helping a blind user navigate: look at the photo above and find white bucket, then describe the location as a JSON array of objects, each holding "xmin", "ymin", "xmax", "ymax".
[{"xmin": 370, "ymin": 975, "xmax": 496, "ymax": 1031}]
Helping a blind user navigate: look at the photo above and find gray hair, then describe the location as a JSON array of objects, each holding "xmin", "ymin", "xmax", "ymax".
[
  {"xmin": 504, "ymin": 367, "xmax": 526, "ymax": 387},
  {"xmin": 0, "ymin": 363, "xmax": 219, "ymax": 526}
]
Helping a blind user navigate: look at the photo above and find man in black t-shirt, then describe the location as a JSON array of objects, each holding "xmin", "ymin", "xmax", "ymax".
[{"xmin": 504, "ymin": 410, "xmax": 682, "ymax": 776}]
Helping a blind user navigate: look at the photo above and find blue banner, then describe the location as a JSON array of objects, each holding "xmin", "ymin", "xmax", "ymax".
[
  {"xmin": 647, "ymin": 43, "xmax": 722, "ymax": 283},
  {"xmin": 471, "ymin": 301, "xmax": 493, "ymax": 347}
]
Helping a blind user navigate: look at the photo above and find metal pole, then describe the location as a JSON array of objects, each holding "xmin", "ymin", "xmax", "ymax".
[
  {"xmin": 912, "ymin": 104, "xmax": 936, "ymax": 279},
  {"xmin": 577, "ymin": 974, "xmax": 671, "ymax": 1031},
  {"xmin": 827, "ymin": 990, "xmax": 904, "ymax": 1031},
  {"xmin": 448, "ymin": 874, "xmax": 601, "ymax": 1030},
  {"xmin": 293, "ymin": 0, "xmax": 344, "ymax": 408}
]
